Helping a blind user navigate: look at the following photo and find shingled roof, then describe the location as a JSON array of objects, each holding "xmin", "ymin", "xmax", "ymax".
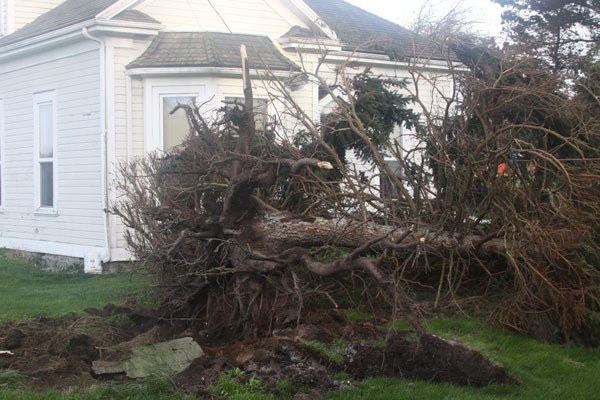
[
  {"xmin": 282, "ymin": 25, "xmax": 328, "ymax": 39},
  {"xmin": 0, "ymin": 0, "xmax": 119, "ymax": 47},
  {"xmin": 127, "ymin": 32, "xmax": 299, "ymax": 71},
  {"xmin": 303, "ymin": 0, "xmax": 445, "ymax": 60},
  {"xmin": 113, "ymin": 9, "xmax": 161, "ymax": 24}
]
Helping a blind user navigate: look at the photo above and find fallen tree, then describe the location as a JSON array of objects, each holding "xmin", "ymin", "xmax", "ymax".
[{"xmin": 112, "ymin": 43, "xmax": 600, "ymax": 345}]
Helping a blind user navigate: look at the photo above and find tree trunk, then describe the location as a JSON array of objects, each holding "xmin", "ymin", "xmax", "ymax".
[{"xmin": 253, "ymin": 212, "xmax": 514, "ymax": 258}]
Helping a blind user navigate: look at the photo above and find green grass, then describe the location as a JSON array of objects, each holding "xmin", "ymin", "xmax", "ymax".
[
  {"xmin": 0, "ymin": 257, "xmax": 152, "ymax": 323},
  {"xmin": 0, "ymin": 370, "xmax": 26, "ymax": 388},
  {"xmin": 300, "ymin": 339, "xmax": 345, "ymax": 364},
  {"xmin": 343, "ymin": 309, "xmax": 373, "ymax": 322},
  {"xmin": 0, "ymin": 378, "xmax": 191, "ymax": 400},
  {"xmin": 207, "ymin": 368, "xmax": 278, "ymax": 400}
]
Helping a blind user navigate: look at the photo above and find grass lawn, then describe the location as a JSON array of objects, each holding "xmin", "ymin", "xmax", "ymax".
[
  {"xmin": 0, "ymin": 255, "xmax": 599, "ymax": 399},
  {"xmin": 0, "ymin": 256, "xmax": 150, "ymax": 323}
]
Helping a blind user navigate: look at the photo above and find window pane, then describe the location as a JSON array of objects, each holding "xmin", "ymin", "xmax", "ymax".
[
  {"xmin": 224, "ymin": 97, "xmax": 268, "ymax": 130},
  {"xmin": 254, "ymin": 99, "xmax": 268, "ymax": 131},
  {"xmin": 39, "ymin": 103, "xmax": 53, "ymax": 158},
  {"xmin": 163, "ymin": 96, "xmax": 195, "ymax": 151},
  {"xmin": 40, "ymin": 162, "xmax": 53, "ymax": 207},
  {"xmin": 381, "ymin": 159, "xmax": 403, "ymax": 199}
]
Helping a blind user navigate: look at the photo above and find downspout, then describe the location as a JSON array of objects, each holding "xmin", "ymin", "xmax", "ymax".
[
  {"xmin": 82, "ymin": 27, "xmax": 111, "ymax": 263},
  {"xmin": 126, "ymin": 75, "xmax": 133, "ymax": 161}
]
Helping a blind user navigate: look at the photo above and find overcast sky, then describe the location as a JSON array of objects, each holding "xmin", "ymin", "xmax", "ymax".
[{"xmin": 344, "ymin": 0, "xmax": 504, "ymax": 38}]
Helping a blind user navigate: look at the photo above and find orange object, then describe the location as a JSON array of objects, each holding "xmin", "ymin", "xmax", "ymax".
[
  {"xmin": 529, "ymin": 163, "xmax": 536, "ymax": 173},
  {"xmin": 497, "ymin": 162, "xmax": 507, "ymax": 175}
]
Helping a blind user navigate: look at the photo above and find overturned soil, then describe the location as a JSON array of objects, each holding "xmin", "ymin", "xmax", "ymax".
[{"xmin": 0, "ymin": 304, "xmax": 518, "ymax": 397}]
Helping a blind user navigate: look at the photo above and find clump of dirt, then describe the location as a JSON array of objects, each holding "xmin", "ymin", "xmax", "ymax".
[
  {"xmin": 347, "ymin": 333, "xmax": 519, "ymax": 386},
  {"xmin": 0, "ymin": 304, "xmax": 518, "ymax": 397}
]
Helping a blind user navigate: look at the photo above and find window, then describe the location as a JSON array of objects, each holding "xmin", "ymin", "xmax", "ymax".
[
  {"xmin": 380, "ymin": 158, "xmax": 404, "ymax": 198},
  {"xmin": 147, "ymin": 84, "xmax": 206, "ymax": 152},
  {"xmin": 380, "ymin": 124, "xmax": 404, "ymax": 198},
  {"xmin": 161, "ymin": 95, "xmax": 196, "ymax": 151},
  {"xmin": 33, "ymin": 91, "xmax": 57, "ymax": 211},
  {"xmin": 224, "ymin": 97, "xmax": 269, "ymax": 131}
]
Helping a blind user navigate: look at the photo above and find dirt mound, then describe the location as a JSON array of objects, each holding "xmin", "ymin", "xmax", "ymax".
[
  {"xmin": 347, "ymin": 333, "xmax": 518, "ymax": 386},
  {"xmin": 0, "ymin": 305, "xmax": 518, "ymax": 396}
]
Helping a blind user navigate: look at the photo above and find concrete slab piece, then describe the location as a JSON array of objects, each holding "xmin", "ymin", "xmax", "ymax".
[{"xmin": 92, "ymin": 337, "xmax": 204, "ymax": 378}]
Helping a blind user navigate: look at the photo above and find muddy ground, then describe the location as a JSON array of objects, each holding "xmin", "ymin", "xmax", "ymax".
[{"xmin": 0, "ymin": 304, "xmax": 518, "ymax": 397}]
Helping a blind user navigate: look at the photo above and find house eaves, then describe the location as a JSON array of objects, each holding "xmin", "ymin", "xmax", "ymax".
[
  {"xmin": 0, "ymin": 0, "xmax": 161, "ymax": 54},
  {"xmin": 322, "ymin": 52, "xmax": 459, "ymax": 73},
  {"xmin": 126, "ymin": 67, "xmax": 296, "ymax": 81},
  {"xmin": 0, "ymin": 19, "xmax": 161, "ymax": 60},
  {"xmin": 87, "ymin": 19, "xmax": 163, "ymax": 36},
  {"xmin": 278, "ymin": 36, "xmax": 342, "ymax": 53},
  {"xmin": 0, "ymin": 0, "xmax": 121, "ymax": 47},
  {"xmin": 0, "ymin": 20, "xmax": 95, "ymax": 59}
]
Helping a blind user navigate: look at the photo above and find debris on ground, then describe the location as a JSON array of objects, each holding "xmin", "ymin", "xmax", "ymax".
[{"xmin": 0, "ymin": 303, "xmax": 518, "ymax": 396}]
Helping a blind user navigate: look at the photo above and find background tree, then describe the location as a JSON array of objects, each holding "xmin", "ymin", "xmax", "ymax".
[{"xmin": 493, "ymin": 0, "xmax": 600, "ymax": 73}]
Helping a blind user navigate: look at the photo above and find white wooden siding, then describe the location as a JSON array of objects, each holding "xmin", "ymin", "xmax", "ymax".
[
  {"xmin": 137, "ymin": 0, "xmax": 308, "ymax": 39},
  {"xmin": 110, "ymin": 37, "xmax": 156, "ymax": 251},
  {"xmin": 0, "ymin": 0, "xmax": 13, "ymax": 36},
  {"xmin": 0, "ymin": 98, "xmax": 4, "ymax": 207},
  {"xmin": 0, "ymin": 41, "xmax": 105, "ymax": 255}
]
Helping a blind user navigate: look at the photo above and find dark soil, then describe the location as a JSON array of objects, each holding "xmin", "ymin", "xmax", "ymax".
[
  {"xmin": 347, "ymin": 333, "xmax": 517, "ymax": 386},
  {"xmin": 0, "ymin": 304, "xmax": 518, "ymax": 396}
]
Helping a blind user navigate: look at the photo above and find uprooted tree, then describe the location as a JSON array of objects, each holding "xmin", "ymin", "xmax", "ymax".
[{"xmin": 112, "ymin": 41, "xmax": 600, "ymax": 345}]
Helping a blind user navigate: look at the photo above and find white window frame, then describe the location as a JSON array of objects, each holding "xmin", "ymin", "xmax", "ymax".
[
  {"xmin": 159, "ymin": 93, "xmax": 198, "ymax": 151},
  {"xmin": 144, "ymin": 82, "xmax": 206, "ymax": 152},
  {"xmin": 0, "ymin": 98, "xmax": 4, "ymax": 209},
  {"xmin": 380, "ymin": 124, "xmax": 405, "ymax": 198},
  {"xmin": 33, "ymin": 90, "xmax": 58, "ymax": 213}
]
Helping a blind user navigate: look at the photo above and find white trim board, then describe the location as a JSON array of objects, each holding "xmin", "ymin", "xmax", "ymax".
[{"xmin": 0, "ymin": 237, "xmax": 106, "ymax": 259}]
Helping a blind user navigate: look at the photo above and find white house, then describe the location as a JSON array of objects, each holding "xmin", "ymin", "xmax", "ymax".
[{"xmin": 0, "ymin": 0, "xmax": 453, "ymax": 263}]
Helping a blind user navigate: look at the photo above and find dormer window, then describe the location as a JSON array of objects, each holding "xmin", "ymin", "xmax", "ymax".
[{"xmin": 0, "ymin": 0, "xmax": 14, "ymax": 36}]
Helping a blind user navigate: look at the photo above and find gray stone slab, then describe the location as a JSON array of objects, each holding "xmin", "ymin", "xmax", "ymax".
[{"xmin": 92, "ymin": 337, "xmax": 204, "ymax": 378}]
